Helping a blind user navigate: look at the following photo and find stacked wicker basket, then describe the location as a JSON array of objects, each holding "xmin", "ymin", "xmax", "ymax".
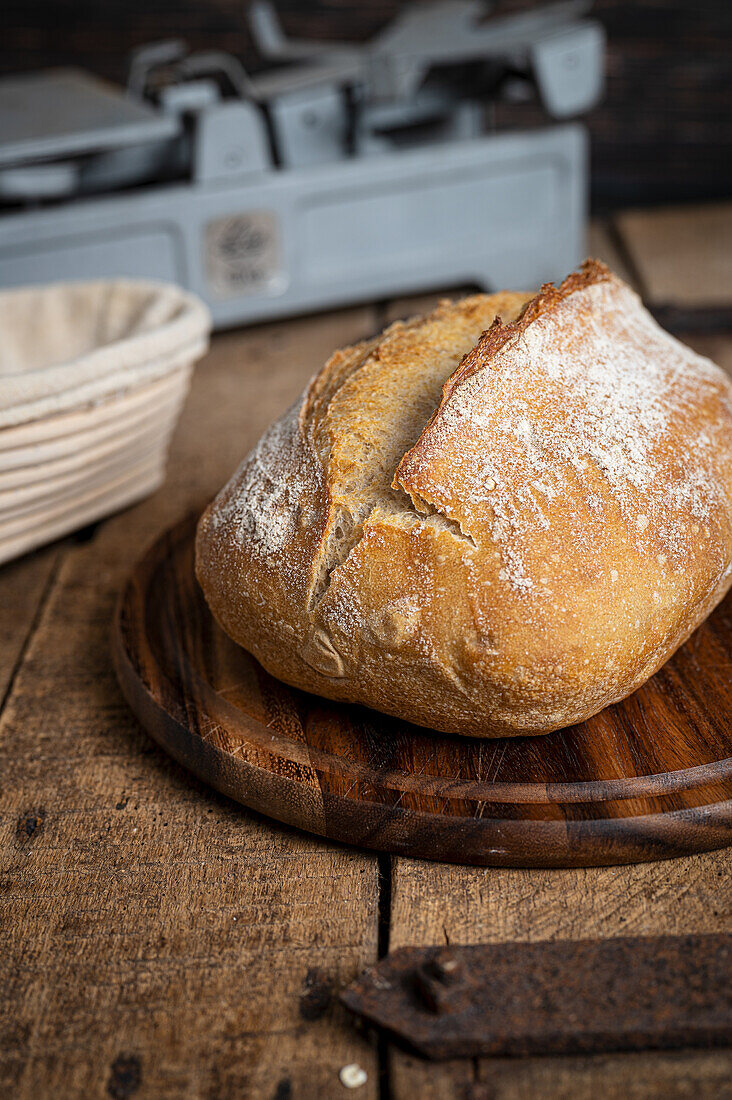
[{"xmin": 0, "ymin": 279, "xmax": 210, "ymax": 565}]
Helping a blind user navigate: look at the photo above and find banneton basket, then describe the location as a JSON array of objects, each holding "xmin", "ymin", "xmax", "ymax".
[{"xmin": 0, "ymin": 279, "xmax": 210, "ymax": 565}]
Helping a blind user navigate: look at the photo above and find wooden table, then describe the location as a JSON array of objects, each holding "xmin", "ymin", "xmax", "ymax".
[{"xmin": 1, "ymin": 206, "xmax": 731, "ymax": 1099}]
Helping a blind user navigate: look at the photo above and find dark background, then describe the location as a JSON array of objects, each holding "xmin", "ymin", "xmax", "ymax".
[{"xmin": 2, "ymin": 0, "xmax": 730, "ymax": 211}]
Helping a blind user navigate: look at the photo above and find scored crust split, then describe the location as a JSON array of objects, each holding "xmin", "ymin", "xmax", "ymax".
[{"xmin": 196, "ymin": 260, "xmax": 732, "ymax": 737}]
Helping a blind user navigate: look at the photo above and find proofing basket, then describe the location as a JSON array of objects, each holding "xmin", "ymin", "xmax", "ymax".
[{"xmin": 0, "ymin": 278, "xmax": 211, "ymax": 565}]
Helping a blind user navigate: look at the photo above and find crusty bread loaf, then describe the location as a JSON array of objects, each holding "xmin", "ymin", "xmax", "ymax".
[{"xmin": 196, "ymin": 261, "xmax": 732, "ymax": 737}]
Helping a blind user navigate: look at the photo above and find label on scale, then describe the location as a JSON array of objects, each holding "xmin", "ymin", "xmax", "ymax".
[{"xmin": 204, "ymin": 211, "xmax": 283, "ymax": 297}]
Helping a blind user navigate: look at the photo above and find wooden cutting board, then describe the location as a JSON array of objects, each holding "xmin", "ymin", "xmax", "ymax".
[{"xmin": 113, "ymin": 516, "xmax": 732, "ymax": 868}]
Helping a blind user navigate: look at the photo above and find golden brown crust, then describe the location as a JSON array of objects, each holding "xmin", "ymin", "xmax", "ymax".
[
  {"xmin": 196, "ymin": 266, "xmax": 732, "ymax": 737},
  {"xmin": 447, "ymin": 258, "xmax": 613, "ymax": 397}
]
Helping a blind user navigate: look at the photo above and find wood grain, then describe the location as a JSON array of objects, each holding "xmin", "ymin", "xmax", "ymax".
[
  {"xmin": 616, "ymin": 203, "xmax": 732, "ymax": 309},
  {"xmin": 586, "ymin": 221, "xmax": 641, "ymax": 290},
  {"xmin": 114, "ymin": 516, "xmax": 732, "ymax": 869},
  {"xmin": 0, "ymin": 304, "xmax": 382, "ymax": 1099},
  {"xmin": 388, "ymin": 850, "xmax": 732, "ymax": 1099},
  {"xmin": 388, "ymin": 808, "xmax": 732, "ymax": 1098},
  {"xmin": 0, "ymin": 542, "xmax": 62, "ymax": 703},
  {"xmin": 390, "ymin": 1049, "xmax": 732, "ymax": 1100},
  {"xmin": 382, "ymin": 291, "xmax": 732, "ymax": 1090},
  {"xmin": 1, "ymin": 218, "xmax": 730, "ymax": 1096}
]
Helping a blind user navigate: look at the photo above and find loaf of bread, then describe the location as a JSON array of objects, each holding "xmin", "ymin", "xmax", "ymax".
[{"xmin": 196, "ymin": 261, "xmax": 732, "ymax": 737}]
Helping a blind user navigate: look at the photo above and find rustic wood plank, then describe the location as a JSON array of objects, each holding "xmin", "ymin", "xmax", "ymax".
[
  {"xmin": 384, "ymin": 276, "xmax": 732, "ymax": 1093},
  {"xmin": 388, "ymin": 849, "xmax": 732, "ymax": 1097},
  {"xmin": 2, "ymin": 225, "xmax": 730, "ymax": 1097},
  {"xmin": 616, "ymin": 202, "xmax": 732, "ymax": 309},
  {"xmin": 0, "ymin": 543, "xmax": 63, "ymax": 705},
  {"xmin": 114, "ymin": 519, "xmax": 732, "ymax": 868},
  {"xmin": 389, "ymin": 850, "xmax": 732, "ymax": 949},
  {"xmin": 392, "ymin": 1049, "xmax": 732, "ymax": 1100},
  {"xmin": 587, "ymin": 220, "xmax": 640, "ymax": 290},
  {"xmin": 0, "ymin": 305, "xmax": 382, "ymax": 1099},
  {"xmin": 383, "ymin": 260, "xmax": 732, "ymax": 1091}
]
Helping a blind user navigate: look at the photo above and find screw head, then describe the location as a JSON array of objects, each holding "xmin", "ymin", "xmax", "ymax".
[{"xmin": 430, "ymin": 948, "xmax": 463, "ymax": 984}]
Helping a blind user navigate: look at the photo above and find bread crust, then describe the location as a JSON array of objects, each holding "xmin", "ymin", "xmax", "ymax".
[{"xmin": 196, "ymin": 264, "xmax": 732, "ymax": 737}]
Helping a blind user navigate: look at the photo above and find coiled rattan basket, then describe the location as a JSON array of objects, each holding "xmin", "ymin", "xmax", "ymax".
[{"xmin": 0, "ymin": 278, "xmax": 210, "ymax": 564}]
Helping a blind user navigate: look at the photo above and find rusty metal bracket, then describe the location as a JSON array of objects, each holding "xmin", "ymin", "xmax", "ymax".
[{"xmin": 341, "ymin": 935, "xmax": 732, "ymax": 1060}]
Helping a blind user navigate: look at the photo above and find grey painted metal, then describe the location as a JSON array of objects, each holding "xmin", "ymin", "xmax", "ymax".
[
  {"xmin": 0, "ymin": 2, "xmax": 600, "ymax": 329},
  {"xmin": 0, "ymin": 69, "xmax": 179, "ymax": 167},
  {"xmin": 270, "ymin": 86, "xmax": 350, "ymax": 168},
  {"xmin": 248, "ymin": 0, "xmax": 600, "ymax": 108},
  {"xmin": 192, "ymin": 101, "xmax": 270, "ymax": 182},
  {"xmin": 531, "ymin": 21, "xmax": 605, "ymax": 118},
  {"xmin": 0, "ymin": 126, "xmax": 587, "ymax": 328}
]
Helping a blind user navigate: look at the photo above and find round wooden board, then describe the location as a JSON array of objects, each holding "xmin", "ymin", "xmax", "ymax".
[{"xmin": 113, "ymin": 517, "xmax": 732, "ymax": 867}]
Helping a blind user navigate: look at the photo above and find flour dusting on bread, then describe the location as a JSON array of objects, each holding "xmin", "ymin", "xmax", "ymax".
[
  {"xmin": 196, "ymin": 262, "xmax": 732, "ymax": 738},
  {"xmin": 396, "ymin": 261, "xmax": 731, "ymax": 591},
  {"xmin": 208, "ymin": 400, "xmax": 315, "ymax": 560}
]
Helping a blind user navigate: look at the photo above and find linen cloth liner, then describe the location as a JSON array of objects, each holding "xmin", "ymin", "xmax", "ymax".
[{"xmin": 0, "ymin": 279, "xmax": 211, "ymax": 428}]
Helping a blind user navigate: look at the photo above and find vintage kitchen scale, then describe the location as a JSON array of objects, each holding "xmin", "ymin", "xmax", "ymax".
[
  {"xmin": 0, "ymin": 0, "xmax": 604, "ymax": 327},
  {"xmin": 113, "ymin": 516, "xmax": 732, "ymax": 868},
  {"xmin": 28, "ymin": 0, "xmax": 722, "ymax": 867}
]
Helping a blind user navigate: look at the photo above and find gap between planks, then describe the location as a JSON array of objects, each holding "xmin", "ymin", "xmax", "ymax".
[
  {"xmin": 0, "ymin": 304, "xmax": 385, "ymax": 1100},
  {"xmin": 0, "ymin": 543, "xmax": 66, "ymax": 714},
  {"xmin": 2, "ymin": 226, "xmax": 730, "ymax": 1098},
  {"xmin": 382, "ymin": 215, "xmax": 732, "ymax": 1096}
]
